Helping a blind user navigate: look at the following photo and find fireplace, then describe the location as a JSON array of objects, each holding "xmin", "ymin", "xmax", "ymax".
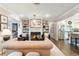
[{"xmin": 31, "ymin": 32, "xmax": 42, "ymax": 41}]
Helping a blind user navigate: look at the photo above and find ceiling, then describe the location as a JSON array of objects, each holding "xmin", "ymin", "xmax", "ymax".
[{"xmin": 0, "ymin": 3, "xmax": 78, "ymax": 21}]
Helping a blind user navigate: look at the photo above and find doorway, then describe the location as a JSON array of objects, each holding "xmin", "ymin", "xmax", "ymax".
[{"xmin": 12, "ymin": 23, "xmax": 18, "ymax": 38}]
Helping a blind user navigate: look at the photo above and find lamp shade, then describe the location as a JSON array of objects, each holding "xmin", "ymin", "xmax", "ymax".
[{"xmin": 1, "ymin": 29, "xmax": 12, "ymax": 36}]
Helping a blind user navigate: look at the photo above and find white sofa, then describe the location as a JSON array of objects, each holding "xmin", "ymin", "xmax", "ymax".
[
  {"xmin": 7, "ymin": 51, "xmax": 22, "ymax": 56},
  {"xmin": 2, "ymin": 38, "xmax": 53, "ymax": 56},
  {"xmin": 26, "ymin": 52, "xmax": 40, "ymax": 56}
]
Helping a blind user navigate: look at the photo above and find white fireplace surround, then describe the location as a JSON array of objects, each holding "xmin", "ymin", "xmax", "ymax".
[
  {"xmin": 29, "ymin": 28, "xmax": 42, "ymax": 40},
  {"xmin": 30, "ymin": 28, "xmax": 42, "ymax": 33}
]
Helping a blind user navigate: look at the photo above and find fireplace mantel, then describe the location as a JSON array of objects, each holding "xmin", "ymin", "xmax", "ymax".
[
  {"xmin": 30, "ymin": 28, "xmax": 42, "ymax": 32},
  {"xmin": 22, "ymin": 19, "xmax": 49, "ymax": 40}
]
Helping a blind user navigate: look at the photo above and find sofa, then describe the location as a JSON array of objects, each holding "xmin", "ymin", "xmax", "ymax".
[{"xmin": 2, "ymin": 38, "xmax": 53, "ymax": 56}]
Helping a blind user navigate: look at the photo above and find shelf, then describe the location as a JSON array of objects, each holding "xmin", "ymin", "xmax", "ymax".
[{"xmin": 22, "ymin": 19, "xmax": 49, "ymax": 40}]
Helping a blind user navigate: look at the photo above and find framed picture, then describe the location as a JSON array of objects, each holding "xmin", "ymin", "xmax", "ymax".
[
  {"xmin": 1, "ymin": 24, "xmax": 8, "ymax": 31},
  {"xmin": 30, "ymin": 19, "xmax": 41, "ymax": 28},
  {"xmin": 1, "ymin": 15, "xmax": 8, "ymax": 23},
  {"xmin": 22, "ymin": 20, "xmax": 29, "ymax": 27}
]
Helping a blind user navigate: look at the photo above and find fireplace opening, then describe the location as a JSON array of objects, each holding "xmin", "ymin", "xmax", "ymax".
[{"xmin": 31, "ymin": 32, "xmax": 43, "ymax": 41}]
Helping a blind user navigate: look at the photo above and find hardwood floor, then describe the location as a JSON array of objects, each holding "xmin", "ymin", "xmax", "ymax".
[{"xmin": 50, "ymin": 39, "xmax": 79, "ymax": 56}]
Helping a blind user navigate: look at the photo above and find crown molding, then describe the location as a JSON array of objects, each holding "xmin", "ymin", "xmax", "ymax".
[
  {"xmin": 0, "ymin": 4, "xmax": 17, "ymax": 15},
  {"xmin": 55, "ymin": 4, "xmax": 79, "ymax": 22}
]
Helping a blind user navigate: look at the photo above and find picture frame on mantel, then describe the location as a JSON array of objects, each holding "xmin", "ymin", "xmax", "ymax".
[
  {"xmin": 22, "ymin": 20, "xmax": 29, "ymax": 27},
  {"xmin": 0, "ymin": 15, "xmax": 8, "ymax": 31},
  {"xmin": 30, "ymin": 19, "xmax": 41, "ymax": 28}
]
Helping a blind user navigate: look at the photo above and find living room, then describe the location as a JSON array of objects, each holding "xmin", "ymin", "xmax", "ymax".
[{"xmin": 0, "ymin": 3, "xmax": 79, "ymax": 56}]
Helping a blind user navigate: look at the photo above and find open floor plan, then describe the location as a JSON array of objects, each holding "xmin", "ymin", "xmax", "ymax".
[{"xmin": 0, "ymin": 3, "xmax": 79, "ymax": 56}]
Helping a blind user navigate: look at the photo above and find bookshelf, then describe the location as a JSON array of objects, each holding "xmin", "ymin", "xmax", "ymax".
[
  {"xmin": 22, "ymin": 19, "xmax": 49, "ymax": 40},
  {"xmin": 42, "ymin": 20, "xmax": 49, "ymax": 33},
  {"xmin": 22, "ymin": 19, "xmax": 29, "ymax": 34}
]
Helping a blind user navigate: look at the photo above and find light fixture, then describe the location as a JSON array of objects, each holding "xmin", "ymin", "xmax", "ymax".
[
  {"xmin": 1, "ymin": 29, "xmax": 11, "ymax": 36},
  {"xmin": 33, "ymin": 19, "xmax": 36, "ymax": 23},
  {"xmin": 34, "ymin": 3, "xmax": 40, "ymax": 5},
  {"xmin": 1, "ymin": 29, "xmax": 12, "ymax": 41},
  {"xmin": 33, "ymin": 14, "xmax": 36, "ymax": 19},
  {"xmin": 32, "ymin": 14, "xmax": 37, "ymax": 23},
  {"xmin": 45, "ymin": 14, "xmax": 50, "ymax": 18}
]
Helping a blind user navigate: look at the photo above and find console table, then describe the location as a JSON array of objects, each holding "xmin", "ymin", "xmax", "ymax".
[{"xmin": 70, "ymin": 32, "xmax": 79, "ymax": 48}]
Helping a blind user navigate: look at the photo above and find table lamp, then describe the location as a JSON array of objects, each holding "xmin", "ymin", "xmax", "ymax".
[{"xmin": 1, "ymin": 29, "xmax": 12, "ymax": 41}]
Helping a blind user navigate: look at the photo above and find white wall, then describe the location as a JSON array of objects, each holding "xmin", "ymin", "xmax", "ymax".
[
  {"xmin": 50, "ymin": 21, "xmax": 59, "ymax": 41},
  {"xmin": 8, "ymin": 17, "xmax": 21, "ymax": 38},
  {"xmin": 54, "ymin": 22, "xmax": 59, "ymax": 41},
  {"xmin": 50, "ymin": 22, "xmax": 55, "ymax": 39},
  {"xmin": 57, "ymin": 13, "xmax": 79, "ymax": 40},
  {"xmin": 0, "ymin": 7, "xmax": 10, "ymax": 16},
  {"xmin": 0, "ymin": 6, "xmax": 10, "ymax": 36}
]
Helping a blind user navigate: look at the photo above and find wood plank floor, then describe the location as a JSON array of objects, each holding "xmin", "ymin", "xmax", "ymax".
[
  {"xmin": 50, "ymin": 39, "xmax": 79, "ymax": 56},
  {"xmin": 50, "ymin": 41, "xmax": 65, "ymax": 56}
]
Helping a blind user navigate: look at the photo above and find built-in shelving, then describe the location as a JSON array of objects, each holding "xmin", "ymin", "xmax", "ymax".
[
  {"xmin": 42, "ymin": 20, "xmax": 49, "ymax": 33},
  {"xmin": 22, "ymin": 19, "xmax": 29, "ymax": 34},
  {"xmin": 22, "ymin": 18, "xmax": 49, "ymax": 40}
]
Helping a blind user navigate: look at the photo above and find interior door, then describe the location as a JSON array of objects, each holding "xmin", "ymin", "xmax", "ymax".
[{"xmin": 12, "ymin": 23, "xmax": 18, "ymax": 38}]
